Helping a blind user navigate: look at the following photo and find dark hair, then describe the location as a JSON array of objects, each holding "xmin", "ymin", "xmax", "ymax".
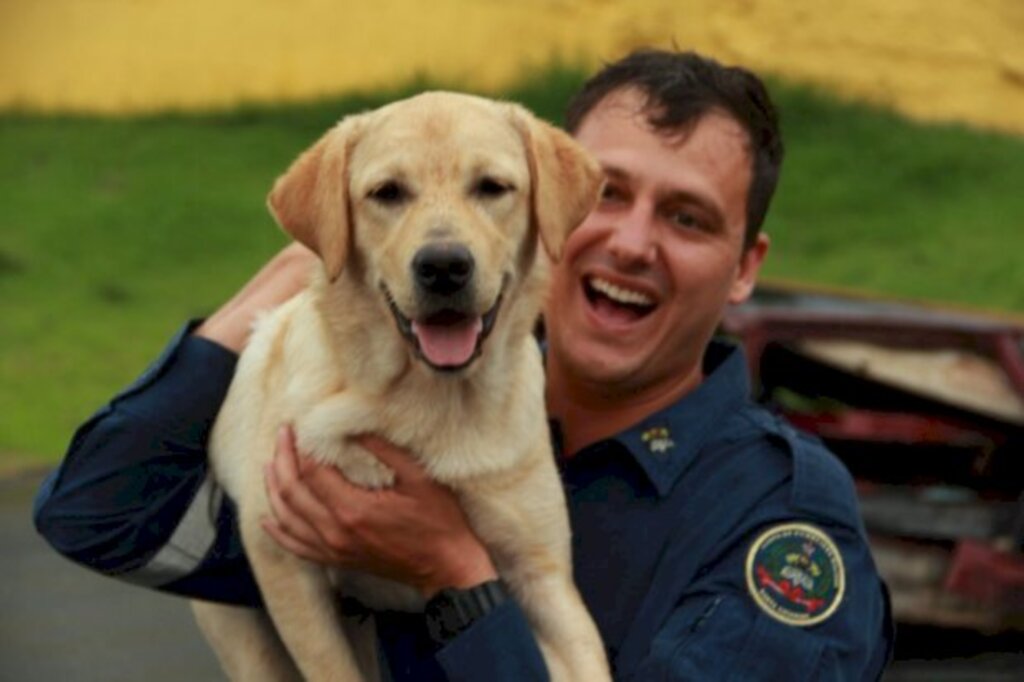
[{"xmin": 565, "ymin": 49, "xmax": 783, "ymax": 247}]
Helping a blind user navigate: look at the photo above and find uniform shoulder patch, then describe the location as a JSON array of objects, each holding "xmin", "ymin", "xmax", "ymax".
[{"xmin": 745, "ymin": 522, "xmax": 845, "ymax": 627}]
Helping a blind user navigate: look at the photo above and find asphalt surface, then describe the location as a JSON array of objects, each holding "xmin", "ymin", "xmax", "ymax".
[
  {"xmin": 0, "ymin": 469, "xmax": 222, "ymax": 682},
  {"xmin": 2, "ymin": 469, "xmax": 1021, "ymax": 682}
]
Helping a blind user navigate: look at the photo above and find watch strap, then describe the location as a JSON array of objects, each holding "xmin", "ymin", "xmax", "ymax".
[{"xmin": 425, "ymin": 578, "xmax": 509, "ymax": 644}]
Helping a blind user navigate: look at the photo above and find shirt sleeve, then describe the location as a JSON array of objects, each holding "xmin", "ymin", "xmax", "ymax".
[
  {"xmin": 630, "ymin": 520, "xmax": 894, "ymax": 681},
  {"xmin": 33, "ymin": 321, "xmax": 263, "ymax": 606},
  {"xmin": 433, "ymin": 600, "xmax": 550, "ymax": 681}
]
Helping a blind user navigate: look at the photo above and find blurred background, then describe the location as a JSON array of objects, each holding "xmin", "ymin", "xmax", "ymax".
[{"xmin": 2, "ymin": 1, "xmax": 1023, "ymax": 679}]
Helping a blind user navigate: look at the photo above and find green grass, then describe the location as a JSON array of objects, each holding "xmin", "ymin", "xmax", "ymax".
[
  {"xmin": 764, "ymin": 84, "xmax": 1024, "ymax": 308},
  {"xmin": 3, "ymin": 66, "xmax": 1024, "ymax": 464}
]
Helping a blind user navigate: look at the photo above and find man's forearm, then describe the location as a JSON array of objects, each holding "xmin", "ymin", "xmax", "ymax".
[
  {"xmin": 33, "ymin": 323, "xmax": 243, "ymax": 593},
  {"xmin": 196, "ymin": 242, "xmax": 315, "ymax": 352}
]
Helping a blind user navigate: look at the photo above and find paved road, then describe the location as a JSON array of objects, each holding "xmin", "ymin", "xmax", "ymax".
[
  {"xmin": 0, "ymin": 469, "xmax": 222, "ymax": 682},
  {"xmin": 3, "ymin": 469, "xmax": 1022, "ymax": 681}
]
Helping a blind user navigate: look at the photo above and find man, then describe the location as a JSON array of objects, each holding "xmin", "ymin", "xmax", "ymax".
[{"xmin": 35, "ymin": 49, "xmax": 894, "ymax": 679}]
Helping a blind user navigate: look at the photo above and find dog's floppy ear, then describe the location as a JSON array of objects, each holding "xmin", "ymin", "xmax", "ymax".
[
  {"xmin": 511, "ymin": 106, "xmax": 604, "ymax": 261},
  {"xmin": 267, "ymin": 115, "xmax": 365, "ymax": 281}
]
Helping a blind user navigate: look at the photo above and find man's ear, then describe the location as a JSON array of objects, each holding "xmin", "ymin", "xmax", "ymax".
[
  {"xmin": 510, "ymin": 106, "xmax": 604, "ymax": 261},
  {"xmin": 267, "ymin": 115, "xmax": 365, "ymax": 281},
  {"xmin": 729, "ymin": 233, "xmax": 770, "ymax": 304}
]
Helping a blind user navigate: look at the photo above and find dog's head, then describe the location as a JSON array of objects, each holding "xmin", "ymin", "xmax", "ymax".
[{"xmin": 267, "ymin": 92, "xmax": 602, "ymax": 372}]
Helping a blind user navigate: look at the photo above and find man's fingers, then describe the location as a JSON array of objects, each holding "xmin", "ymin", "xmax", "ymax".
[
  {"xmin": 273, "ymin": 425, "xmax": 330, "ymax": 514},
  {"xmin": 276, "ymin": 425, "xmax": 305, "ymax": 479},
  {"xmin": 300, "ymin": 461, "xmax": 378, "ymax": 516},
  {"xmin": 261, "ymin": 519, "xmax": 333, "ymax": 565},
  {"xmin": 269, "ymin": 425, "xmax": 348, "ymax": 545},
  {"xmin": 264, "ymin": 462, "xmax": 325, "ymax": 548}
]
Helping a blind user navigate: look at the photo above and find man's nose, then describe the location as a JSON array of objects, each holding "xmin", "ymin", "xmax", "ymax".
[{"xmin": 606, "ymin": 206, "xmax": 657, "ymax": 265}]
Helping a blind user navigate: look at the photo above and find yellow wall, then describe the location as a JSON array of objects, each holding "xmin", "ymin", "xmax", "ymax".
[{"xmin": 2, "ymin": 0, "xmax": 1022, "ymax": 134}]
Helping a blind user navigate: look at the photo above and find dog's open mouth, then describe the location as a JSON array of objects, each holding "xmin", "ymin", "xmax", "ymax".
[{"xmin": 384, "ymin": 288, "xmax": 504, "ymax": 372}]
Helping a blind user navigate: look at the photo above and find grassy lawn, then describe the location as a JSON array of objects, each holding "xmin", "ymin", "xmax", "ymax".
[
  {"xmin": 3, "ymin": 67, "xmax": 1024, "ymax": 464},
  {"xmin": 766, "ymin": 86, "xmax": 1024, "ymax": 307}
]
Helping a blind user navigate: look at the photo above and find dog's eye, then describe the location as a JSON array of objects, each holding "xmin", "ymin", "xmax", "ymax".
[
  {"xmin": 368, "ymin": 181, "xmax": 409, "ymax": 205},
  {"xmin": 474, "ymin": 177, "xmax": 513, "ymax": 199}
]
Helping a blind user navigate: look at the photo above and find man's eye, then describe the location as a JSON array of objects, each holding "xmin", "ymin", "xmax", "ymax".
[
  {"xmin": 670, "ymin": 210, "xmax": 701, "ymax": 229},
  {"xmin": 368, "ymin": 181, "xmax": 409, "ymax": 205},
  {"xmin": 601, "ymin": 184, "xmax": 625, "ymax": 202}
]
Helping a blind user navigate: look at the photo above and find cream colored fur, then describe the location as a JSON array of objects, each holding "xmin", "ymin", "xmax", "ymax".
[{"xmin": 191, "ymin": 92, "xmax": 610, "ymax": 682}]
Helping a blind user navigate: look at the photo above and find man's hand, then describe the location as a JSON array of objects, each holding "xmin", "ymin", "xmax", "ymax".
[
  {"xmin": 262, "ymin": 425, "xmax": 499, "ymax": 598},
  {"xmin": 196, "ymin": 242, "xmax": 317, "ymax": 353}
]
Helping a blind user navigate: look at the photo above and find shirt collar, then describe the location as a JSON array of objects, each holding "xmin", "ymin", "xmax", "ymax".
[{"xmin": 612, "ymin": 339, "xmax": 752, "ymax": 497}]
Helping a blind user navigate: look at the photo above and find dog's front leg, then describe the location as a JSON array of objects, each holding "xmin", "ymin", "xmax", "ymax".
[
  {"xmin": 513, "ymin": 574, "xmax": 611, "ymax": 682},
  {"xmin": 461, "ymin": 465, "xmax": 612, "ymax": 682},
  {"xmin": 192, "ymin": 600, "xmax": 302, "ymax": 682},
  {"xmin": 240, "ymin": 507, "xmax": 367, "ymax": 682}
]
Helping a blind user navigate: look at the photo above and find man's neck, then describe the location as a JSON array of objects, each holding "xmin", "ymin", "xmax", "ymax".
[{"xmin": 546, "ymin": 361, "xmax": 704, "ymax": 457}]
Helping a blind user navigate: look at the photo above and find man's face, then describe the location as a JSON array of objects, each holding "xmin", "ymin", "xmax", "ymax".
[{"xmin": 545, "ymin": 88, "xmax": 768, "ymax": 400}]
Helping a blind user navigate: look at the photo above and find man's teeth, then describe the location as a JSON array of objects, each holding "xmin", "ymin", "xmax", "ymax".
[{"xmin": 589, "ymin": 277, "xmax": 654, "ymax": 307}]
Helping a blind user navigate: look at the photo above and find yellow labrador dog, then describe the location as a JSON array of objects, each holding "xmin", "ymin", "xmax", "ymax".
[{"xmin": 191, "ymin": 92, "xmax": 610, "ymax": 682}]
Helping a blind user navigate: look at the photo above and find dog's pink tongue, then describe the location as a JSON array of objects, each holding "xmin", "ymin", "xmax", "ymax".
[{"xmin": 412, "ymin": 317, "xmax": 483, "ymax": 367}]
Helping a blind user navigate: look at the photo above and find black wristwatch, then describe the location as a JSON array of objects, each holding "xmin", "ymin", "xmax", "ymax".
[{"xmin": 424, "ymin": 578, "xmax": 510, "ymax": 644}]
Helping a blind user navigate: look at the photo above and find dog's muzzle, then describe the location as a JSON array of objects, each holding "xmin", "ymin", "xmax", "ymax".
[{"xmin": 383, "ymin": 243, "xmax": 505, "ymax": 373}]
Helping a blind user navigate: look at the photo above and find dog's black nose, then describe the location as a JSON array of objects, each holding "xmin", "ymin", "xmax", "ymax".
[{"xmin": 413, "ymin": 243, "xmax": 475, "ymax": 295}]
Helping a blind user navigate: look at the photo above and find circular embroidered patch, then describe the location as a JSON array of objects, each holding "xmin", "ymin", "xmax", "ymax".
[{"xmin": 745, "ymin": 522, "xmax": 845, "ymax": 627}]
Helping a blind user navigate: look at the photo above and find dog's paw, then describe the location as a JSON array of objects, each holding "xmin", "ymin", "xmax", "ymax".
[
  {"xmin": 341, "ymin": 450, "xmax": 396, "ymax": 490},
  {"xmin": 293, "ymin": 427, "xmax": 395, "ymax": 490},
  {"xmin": 293, "ymin": 425, "xmax": 346, "ymax": 467}
]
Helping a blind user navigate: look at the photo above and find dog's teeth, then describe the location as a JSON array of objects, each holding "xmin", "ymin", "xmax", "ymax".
[{"xmin": 589, "ymin": 277, "xmax": 653, "ymax": 307}]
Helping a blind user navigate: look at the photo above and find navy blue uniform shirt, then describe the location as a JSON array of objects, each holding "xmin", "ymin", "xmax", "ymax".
[{"xmin": 35, "ymin": 322, "xmax": 894, "ymax": 680}]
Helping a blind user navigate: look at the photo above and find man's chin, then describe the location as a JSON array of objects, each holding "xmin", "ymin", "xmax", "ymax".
[{"xmin": 555, "ymin": 343, "xmax": 645, "ymax": 389}]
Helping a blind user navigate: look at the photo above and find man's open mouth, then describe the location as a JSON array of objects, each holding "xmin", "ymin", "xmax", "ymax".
[
  {"xmin": 383, "ymin": 287, "xmax": 504, "ymax": 372},
  {"xmin": 583, "ymin": 275, "xmax": 657, "ymax": 323}
]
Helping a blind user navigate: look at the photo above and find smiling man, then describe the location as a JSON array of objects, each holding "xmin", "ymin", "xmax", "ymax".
[
  {"xmin": 35, "ymin": 50, "xmax": 893, "ymax": 680},
  {"xmin": 544, "ymin": 88, "xmax": 769, "ymax": 455}
]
